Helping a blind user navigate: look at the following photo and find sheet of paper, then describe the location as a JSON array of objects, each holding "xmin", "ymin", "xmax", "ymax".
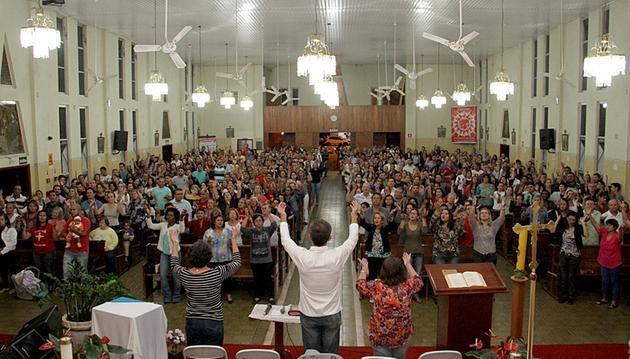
[
  {"xmin": 444, "ymin": 273, "xmax": 467, "ymax": 288},
  {"xmin": 463, "ymin": 271, "xmax": 487, "ymax": 287}
]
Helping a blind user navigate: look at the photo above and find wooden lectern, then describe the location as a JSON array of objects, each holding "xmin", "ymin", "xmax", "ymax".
[{"xmin": 425, "ymin": 263, "xmax": 508, "ymax": 355}]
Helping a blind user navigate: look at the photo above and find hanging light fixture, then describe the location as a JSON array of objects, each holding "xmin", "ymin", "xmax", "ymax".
[
  {"xmin": 416, "ymin": 55, "xmax": 429, "ymax": 109},
  {"xmin": 219, "ymin": 43, "xmax": 236, "ymax": 109},
  {"xmin": 453, "ymin": 82, "xmax": 471, "ymax": 106},
  {"xmin": 297, "ymin": 0, "xmax": 336, "ymax": 85},
  {"xmin": 20, "ymin": 2, "xmax": 61, "ymax": 59},
  {"xmin": 144, "ymin": 0, "xmax": 168, "ymax": 101},
  {"xmin": 583, "ymin": 35, "xmax": 626, "ymax": 88},
  {"xmin": 240, "ymin": 95, "xmax": 253, "ymax": 110},
  {"xmin": 490, "ymin": 0, "xmax": 514, "ymax": 101},
  {"xmin": 431, "ymin": 47, "xmax": 447, "ymax": 108},
  {"xmin": 191, "ymin": 26, "xmax": 210, "ymax": 107}
]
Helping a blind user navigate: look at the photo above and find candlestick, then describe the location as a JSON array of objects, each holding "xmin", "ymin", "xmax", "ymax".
[
  {"xmin": 516, "ymin": 230, "xmax": 528, "ymax": 271},
  {"xmin": 60, "ymin": 337, "xmax": 73, "ymax": 359}
]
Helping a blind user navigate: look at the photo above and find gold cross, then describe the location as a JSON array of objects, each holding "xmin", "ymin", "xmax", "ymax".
[{"xmin": 512, "ymin": 201, "xmax": 555, "ymax": 272}]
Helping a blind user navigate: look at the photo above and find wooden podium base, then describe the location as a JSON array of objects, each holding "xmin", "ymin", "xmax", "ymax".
[
  {"xmin": 436, "ymin": 294, "xmax": 494, "ymax": 354},
  {"xmin": 510, "ymin": 275, "xmax": 528, "ymax": 339},
  {"xmin": 274, "ymin": 321, "xmax": 293, "ymax": 359}
]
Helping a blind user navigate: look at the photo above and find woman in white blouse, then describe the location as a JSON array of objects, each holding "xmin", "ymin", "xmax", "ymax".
[{"xmin": 0, "ymin": 213, "xmax": 17, "ymax": 293}]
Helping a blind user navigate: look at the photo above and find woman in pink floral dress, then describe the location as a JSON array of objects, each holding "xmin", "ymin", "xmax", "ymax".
[{"xmin": 356, "ymin": 253, "xmax": 423, "ymax": 359}]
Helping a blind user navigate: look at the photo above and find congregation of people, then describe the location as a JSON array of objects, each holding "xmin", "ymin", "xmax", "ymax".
[{"xmin": 0, "ymin": 144, "xmax": 628, "ymax": 359}]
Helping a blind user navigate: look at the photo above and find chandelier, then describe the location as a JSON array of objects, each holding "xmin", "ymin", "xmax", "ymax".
[
  {"xmin": 583, "ymin": 35, "xmax": 626, "ymax": 88},
  {"xmin": 490, "ymin": 70, "xmax": 514, "ymax": 101},
  {"xmin": 220, "ymin": 90, "xmax": 236, "ymax": 109},
  {"xmin": 490, "ymin": 0, "xmax": 514, "ymax": 101},
  {"xmin": 144, "ymin": 70, "xmax": 168, "ymax": 101},
  {"xmin": 297, "ymin": 34, "xmax": 336, "ymax": 85},
  {"xmin": 431, "ymin": 89, "xmax": 447, "ymax": 109},
  {"xmin": 192, "ymin": 85, "xmax": 210, "ymax": 108},
  {"xmin": 452, "ymin": 82, "xmax": 471, "ymax": 106},
  {"xmin": 416, "ymin": 94, "xmax": 429, "ymax": 109},
  {"xmin": 240, "ymin": 95, "xmax": 253, "ymax": 111},
  {"xmin": 20, "ymin": 5, "xmax": 61, "ymax": 59}
]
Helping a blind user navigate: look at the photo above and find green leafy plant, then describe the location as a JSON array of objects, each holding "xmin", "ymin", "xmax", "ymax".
[
  {"xmin": 512, "ymin": 268, "xmax": 528, "ymax": 279},
  {"xmin": 41, "ymin": 260, "xmax": 128, "ymax": 322},
  {"xmin": 39, "ymin": 331, "xmax": 129, "ymax": 359},
  {"xmin": 465, "ymin": 330, "xmax": 529, "ymax": 359}
]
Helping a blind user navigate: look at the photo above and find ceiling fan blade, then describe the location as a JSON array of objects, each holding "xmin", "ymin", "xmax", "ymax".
[
  {"xmin": 422, "ymin": 32, "xmax": 450, "ymax": 46},
  {"xmin": 474, "ymin": 85, "xmax": 483, "ymax": 93},
  {"xmin": 169, "ymin": 52, "xmax": 186, "ymax": 69},
  {"xmin": 281, "ymin": 98, "xmax": 290, "ymax": 105},
  {"xmin": 216, "ymin": 72, "xmax": 235, "ymax": 79},
  {"xmin": 134, "ymin": 44, "xmax": 161, "ymax": 52},
  {"xmin": 385, "ymin": 91, "xmax": 391, "ymax": 102},
  {"xmin": 271, "ymin": 93, "xmax": 282, "ymax": 102},
  {"xmin": 271, "ymin": 85, "xmax": 278, "ymax": 93},
  {"xmin": 396, "ymin": 88, "xmax": 405, "ymax": 96},
  {"xmin": 370, "ymin": 92, "xmax": 378, "ymax": 98},
  {"xmin": 459, "ymin": 51, "xmax": 475, "ymax": 67},
  {"xmin": 460, "ymin": 31, "xmax": 479, "ymax": 45},
  {"xmin": 395, "ymin": 76, "xmax": 403, "ymax": 86},
  {"xmin": 238, "ymin": 63, "xmax": 252, "ymax": 76},
  {"xmin": 172, "ymin": 26, "xmax": 192, "ymax": 44},
  {"xmin": 105, "ymin": 74, "xmax": 118, "ymax": 80},
  {"xmin": 417, "ymin": 68, "xmax": 433, "ymax": 77},
  {"xmin": 394, "ymin": 64, "xmax": 410, "ymax": 76}
]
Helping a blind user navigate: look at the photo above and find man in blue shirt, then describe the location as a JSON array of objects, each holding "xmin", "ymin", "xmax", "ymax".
[{"xmin": 152, "ymin": 177, "xmax": 172, "ymax": 210}]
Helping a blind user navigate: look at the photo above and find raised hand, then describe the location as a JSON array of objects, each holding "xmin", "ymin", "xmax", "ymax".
[
  {"xmin": 360, "ymin": 258, "xmax": 369, "ymax": 274},
  {"xmin": 402, "ymin": 252, "xmax": 412, "ymax": 266},
  {"xmin": 277, "ymin": 202, "xmax": 287, "ymax": 221}
]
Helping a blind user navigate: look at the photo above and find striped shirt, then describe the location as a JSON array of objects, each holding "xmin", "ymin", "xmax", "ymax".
[{"xmin": 170, "ymin": 252, "xmax": 241, "ymax": 321}]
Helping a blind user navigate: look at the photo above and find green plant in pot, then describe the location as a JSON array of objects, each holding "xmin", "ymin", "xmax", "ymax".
[{"xmin": 41, "ymin": 260, "xmax": 128, "ymax": 330}]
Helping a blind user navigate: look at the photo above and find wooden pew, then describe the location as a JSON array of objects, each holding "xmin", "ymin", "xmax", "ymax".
[{"xmin": 14, "ymin": 239, "xmax": 108, "ymax": 276}]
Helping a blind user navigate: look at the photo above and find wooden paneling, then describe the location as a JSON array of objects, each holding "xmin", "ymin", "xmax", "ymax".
[{"xmin": 264, "ymin": 106, "xmax": 405, "ymax": 133}]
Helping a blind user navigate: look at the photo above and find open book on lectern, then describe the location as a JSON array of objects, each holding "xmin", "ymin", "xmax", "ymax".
[{"xmin": 442, "ymin": 269, "xmax": 487, "ymax": 288}]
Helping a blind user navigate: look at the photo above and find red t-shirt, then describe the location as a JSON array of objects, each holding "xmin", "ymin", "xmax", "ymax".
[
  {"xmin": 597, "ymin": 228, "xmax": 622, "ymax": 269},
  {"xmin": 65, "ymin": 216, "xmax": 91, "ymax": 253},
  {"xmin": 29, "ymin": 223, "xmax": 55, "ymax": 254}
]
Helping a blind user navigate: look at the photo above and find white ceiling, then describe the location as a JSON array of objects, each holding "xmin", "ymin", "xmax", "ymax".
[{"xmin": 55, "ymin": 0, "xmax": 609, "ymax": 66}]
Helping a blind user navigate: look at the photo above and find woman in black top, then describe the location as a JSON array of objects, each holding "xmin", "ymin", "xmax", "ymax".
[
  {"xmin": 359, "ymin": 211, "xmax": 397, "ymax": 281},
  {"xmin": 549, "ymin": 211, "xmax": 587, "ymax": 304}
]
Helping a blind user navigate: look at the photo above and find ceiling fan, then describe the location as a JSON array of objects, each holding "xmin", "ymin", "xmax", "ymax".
[
  {"xmin": 215, "ymin": 0, "xmax": 252, "ymax": 88},
  {"xmin": 379, "ymin": 26, "xmax": 405, "ymax": 101},
  {"xmin": 281, "ymin": 53, "xmax": 300, "ymax": 105},
  {"xmin": 264, "ymin": 43, "xmax": 285, "ymax": 103},
  {"xmin": 133, "ymin": 0, "xmax": 191, "ymax": 69},
  {"xmin": 370, "ymin": 53, "xmax": 387, "ymax": 104},
  {"xmin": 543, "ymin": 0, "xmax": 576, "ymax": 88},
  {"xmin": 395, "ymin": 23, "xmax": 432, "ymax": 90},
  {"xmin": 86, "ymin": 46, "xmax": 116, "ymax": 95},
  {"xmin": 422, "ymin": 0, "xmax": 478, "ymax": 67}
]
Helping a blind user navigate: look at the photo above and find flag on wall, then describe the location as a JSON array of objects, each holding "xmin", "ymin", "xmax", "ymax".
[
  {"xmin": 451, "ymin": 106, "xmax": 477, "ymax": 143},
  {"xmin": 198, "ymin": 136, "xmax": 217, "ymax": 152}
]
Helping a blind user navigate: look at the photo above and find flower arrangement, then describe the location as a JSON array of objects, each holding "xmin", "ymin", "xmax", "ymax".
[
  {"xmin": 166, "ymin": 329, "xmax": 186, "ymax": 354},
  {"xmin": 39, "ymin": 330, "xmax": 129, "ymax": 359},
  {"xmin": 465, "ymin": 330, "xmax": 528, "ymax": 359}
]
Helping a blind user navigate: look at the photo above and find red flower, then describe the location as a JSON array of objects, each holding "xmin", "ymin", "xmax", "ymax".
[
  {"xmin": 100, "ymin": 354, "xmax": 110, "ymax": 359},
  {"xmin": 485, "ymin": 329, "xmax": 502, "ymax": 340},
  {"xmin": 504, "ymin": 340, "xmax": 519, "ymax": 352},
  {"xmin": 101, "ymin": 336, "xmax": 110, "ymax": 344},
  {"xmin": 39, "ymin": 341, "xmax": 56, "ymax": 351},
  {"xmin": 469, "ymin": 338, "xmax": 483, "ymax": 350}
]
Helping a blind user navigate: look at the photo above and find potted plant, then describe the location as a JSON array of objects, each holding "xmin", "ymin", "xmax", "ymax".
[
  {"xmin": 166, "ymin": 328, "xmax": 186, "ymax": 359},
  {"xmin": 40, "ymin": 332, "xmax": 129, "ymax": 359},
  {"xmin": 465, "ymin": 330, "xmax": 529, "ymax": 359},
  {"xmin": 41, "ymin": 260, "xmax": 127, "ymax": 339}
]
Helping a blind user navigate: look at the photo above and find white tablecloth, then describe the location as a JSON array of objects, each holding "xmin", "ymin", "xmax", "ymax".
[
  {"xmin": 248, "ymin": 304, "xmax": 301, "ymax": 324},
  {"xmin": 92, "ymin": 302, "xmax": 168, "ymax": 359}
]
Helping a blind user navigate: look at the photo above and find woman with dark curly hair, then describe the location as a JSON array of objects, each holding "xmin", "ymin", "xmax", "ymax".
[{"xmin": 169, "ymin": 228, "xmax": 240, "ymax": 345}]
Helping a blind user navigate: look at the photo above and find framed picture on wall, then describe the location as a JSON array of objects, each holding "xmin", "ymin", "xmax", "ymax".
[
  {"xmin": 237, "ymin": 138, "xmax": 254, "ymax": 152},
  {"xmin": 97, "ymin": 135, "xmax": 105, "ymax": 154}
]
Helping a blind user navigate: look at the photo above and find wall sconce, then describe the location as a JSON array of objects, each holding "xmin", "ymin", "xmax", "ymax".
[
  {"xmin": 97, "ymin": 133, "xmax": 105, "ymax": 154},
  {"xmin": 561, "ymin": 130, "xmax": 569, "ymax": 151},
  {"xmin": 511, "ymin": 128, "xmax": 516, "ymax": 145},
  {"xmin": 154, "ymin": 130, "xmax": 160, "ymax": 147},
  {"xmin": 437, "ymin": 125, "xmax": 446, "ymax": 138},
  {"xmin": 226, "ymin": 126, "xmax": 235, "ymax": 138}
]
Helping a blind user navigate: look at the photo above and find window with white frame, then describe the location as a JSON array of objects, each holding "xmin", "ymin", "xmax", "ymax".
[
  {"xmin": 77, "ymin": 25, "xmax": 86, "ymax": 96},
  {"xmin": 79, "ymin": 107, "xmax": 88, "ymax": 173},
  {"xmin": 132, "ymin": 110, "xmax": 138, "ymax": 155},
  {"xmin": 531, "ymin": 108, "xmax": 536, "ymax": 159},
  {"xmin": 532, "ymin": 39, "xmax": 538, "ymax": 97},
  {"xmin": 118, "ymin": 38, "xmax": 125, "ymax": 99},
  {"xmin": 57, "ymin": 17, "xmax": 66, "ymax": 93},
  {"xmin": 542, "ymin": 106, "xmax": 549, "ymax": 170},
  {"xmin": 577, "ymin": 104, "xmax": 587, "ymax": 175},
  {"xmin": 602, "ymin": 7, "xmax": 610, "ymax": 36},
  {"xmin": 579, "ymin": 18, "xmax": 589, "ymax": 92},
  {"xmin": 59, "ymin": 106, "xmax": 69, "ymax": 174},
  {"xmin": 119, "ymin": 109, "xmax": 126, "ymax": 161},
  {"xmin": 131, "ymin": 43, "xmax": 137, "ymax": 100},
  {"xmin": 162, "ymin": 111, "xmax": 171, "ymax": 139},
  {"xmin": 543, "ymin": 34, "xmax": 550, "ymax": 96},
  {"xmin": 596, "ymin": 102, "xmax": 606, "ymax": 173}
]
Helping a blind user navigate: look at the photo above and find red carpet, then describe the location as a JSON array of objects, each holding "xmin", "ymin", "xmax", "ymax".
[{"xmin": 0, "ymin": 335, "xmax": 625, "ymax": 358}]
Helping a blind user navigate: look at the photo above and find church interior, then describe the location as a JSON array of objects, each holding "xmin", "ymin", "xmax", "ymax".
[{"xmin": 0, "ymin": 0, "xmax": 629, "ymax": 358}]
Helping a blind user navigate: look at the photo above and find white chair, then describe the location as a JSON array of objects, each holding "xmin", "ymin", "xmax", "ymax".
[
  {"xmin": 418, "ymin": 350, "xmax": 462, "ymax": 359},
  {"xmin": 362, "ymin": 356, "xmax": 395, "ymax": 359},
  {"xmin": 236, "ymin": 349, "xmax": 281, "ymax": 359},
  {"xmin": 183, "ymin": 345, "xmax": 228, "ymax": 359},
  {"xmin": 297, "ymin": 350, "xmax": 344, "ymax": 359}
]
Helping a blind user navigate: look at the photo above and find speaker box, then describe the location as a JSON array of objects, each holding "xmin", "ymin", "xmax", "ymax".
[
  {"xmin": 5, "ymin": 306, "xmax": 61, "ymax": 359},
  {"xmin": 539, "ymin": 128, "xmax": 556, "ymax": 150},
  {"xmin": 113, "ymin": 130, "xmax": 128, "ymax": 151}
]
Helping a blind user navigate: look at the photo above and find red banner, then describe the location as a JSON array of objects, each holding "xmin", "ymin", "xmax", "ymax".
[{"xmin": 451, "ymin": 106, "xmax": 477, "ymax": 143}]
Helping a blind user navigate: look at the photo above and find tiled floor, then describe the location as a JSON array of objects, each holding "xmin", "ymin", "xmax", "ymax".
[{"xmin": 0, "ymin": 174, "xmax": 629, "ymax": 346}]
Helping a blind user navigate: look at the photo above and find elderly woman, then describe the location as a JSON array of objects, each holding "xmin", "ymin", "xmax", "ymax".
[
  {"xmin": 356, "ymin": 253, "xmax": 423, "ymax": 359},
  {"xmin": 169, "ymin": 225, "xmax": 240, "ymax": 345}
]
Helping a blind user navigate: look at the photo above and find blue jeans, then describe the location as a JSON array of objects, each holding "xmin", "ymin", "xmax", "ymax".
[
  {"xmin": 300, "ymin": 312, "xmax": 342, "ymax": 354},
  {"xmin": 412, "ymin": 253, "xmax": 423, "ymax": 274},
  {"xmin": 311, "ymin": 182, "xmax": 321, "ymax": 203},
  {"xmin": 373, "ymin": 340, "xmax": 410, "ymax": 359},
  {"xmin": 186, "ymin": 318, "xmax": 224, "ymax": 346},
  {"xmin": 160, "ymin": 252, "xmax": 181, "ymax": 303},
  {"xmin": 433, "ymin": 254, "xmax": 459, "ymax": 264},
  {"xmin": 601, "ymin": 265, "xmax": 621, "ymax": 302},
  {"xmin": 63, "ymin": 251, "xmax": 89, "ymax": 279},
  {"xmin": 472, "ymin": 250, "xmax": 497, "ymax": 265}
]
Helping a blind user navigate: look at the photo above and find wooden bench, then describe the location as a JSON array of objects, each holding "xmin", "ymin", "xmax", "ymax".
[{"xmin": 14, "ymin": 239, "xmax": 108, "ymax": 275}]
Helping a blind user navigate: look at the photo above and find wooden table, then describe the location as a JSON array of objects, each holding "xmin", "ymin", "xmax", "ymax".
[{"xmin": 425, "ymin": 263, "xmax": 508, "ymax": 355}]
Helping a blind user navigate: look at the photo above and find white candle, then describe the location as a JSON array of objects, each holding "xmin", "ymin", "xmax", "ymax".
[{"xmin": 60, "ymin": 337, "xmax": 73, "ymax": 359}]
